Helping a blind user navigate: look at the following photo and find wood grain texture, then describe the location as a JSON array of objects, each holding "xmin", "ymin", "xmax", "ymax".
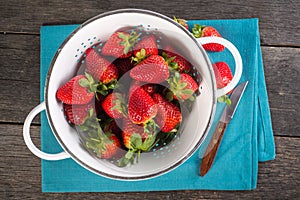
[
  {"xmin": 0, "ymin": 0, "xmax": 299, "ymax": 46},
  {"xmin": 1, "ymin": 34, "xmax": 299, "ymax": 136},
  {"xmin": 0, "ymin": 124, "xmax": 299, "ymax": 199},
  {"xmin": 262, "ymin": 47, "xmax": 300, "ymax": 137},
  {"xmin": 0, "ymin": 34, "xmax": 40, "ymax": 123}
]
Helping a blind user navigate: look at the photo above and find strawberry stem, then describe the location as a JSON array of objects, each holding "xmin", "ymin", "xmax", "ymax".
[
  {"xmin": 167, "ymin": 71, "xmax": 195, "ymax": 101},
  {"xmin": 131, "ymin": 48, "xmax": 148, "ymax": 64},
  {"xmin": 117, "ymin": 150, "xmax": 136, "ymax": 167},
  {"xmin": 111, "ymin": 93, "xmax": 128, "ymax": 117},
  {"xmin": 118, "ymin": 32, "xmax": 141, "ymax": 54},
  {"xmin": 162, "ymin": 52, "xmax": 180, "ymax": 72},
  {"xmin": 173, "ymin": 16, "xmax": 188, "ymax": 29},
  {"xmin": 76, "ymin": 109, "xmax": 119, "ymax": 159},
  {"xmin": 191, "ymin": 24, "xmax": 206, "ymax": 38},
  {"xmin": 217, "ymin": 95, "xmax": 231, "ymax": 106}
]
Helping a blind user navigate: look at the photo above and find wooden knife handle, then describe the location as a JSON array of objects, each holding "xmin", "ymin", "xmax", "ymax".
[{"xmin": 200, "ymin": 121, "xmax": 227, "ymax": 176}]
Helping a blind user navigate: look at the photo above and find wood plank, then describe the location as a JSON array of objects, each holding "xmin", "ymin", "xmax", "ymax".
[
  {"xmin": 262, "ymin": 47, "xmax": 300, "ymax": 137},
  {"xmin": 1, "ymin": 34, "xmax": 299, "ymax": 136},
  {"xmin": 0, "ymin": 124, "xmax": 299, "ymax": 199},
  {"xmin": 0, "ymin": 34, "xmax": 41, "ymax": 123},
  {"xmin": 0, "ymin": 0, "xmax": 299, "ymax": 46}
]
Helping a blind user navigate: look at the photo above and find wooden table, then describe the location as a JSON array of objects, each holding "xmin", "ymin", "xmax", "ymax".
[{"xmin": 1, "ymin": 0, "xmax": 299, "ymax": 199}]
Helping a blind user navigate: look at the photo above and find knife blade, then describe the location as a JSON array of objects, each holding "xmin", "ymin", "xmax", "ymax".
[{"xmin": 200, "ymin": 81, "xmax": 248, "ymax": 176}]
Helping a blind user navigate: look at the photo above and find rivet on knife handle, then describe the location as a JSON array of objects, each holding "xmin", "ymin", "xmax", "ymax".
[{"xmin": 200, "ymin": 121, "xmax": 227, "ymax": 176}]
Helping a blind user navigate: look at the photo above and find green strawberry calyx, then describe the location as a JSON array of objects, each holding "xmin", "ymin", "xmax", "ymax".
[
  {"xmin": 173, "ymin": 16, "xmax": 188, "ymax": 29},
  {"xmin": 118, "ymin": 31, "xmax": 141, "ymax": 54},
  {"xmin": 117, "ymin": 130, "xmax": 158, "ymax": 167},
  {"xmin": 217, "ymin": 94, "xmax": 231, "ymax": 106},
  {"xmin": 77, "ymin": 109, "xmax": 114, "ymax": 158},
  {"xmin": 111, "ymin": 92, "xmax": 128, "ymax": 117},
  {"xmin": 130, "ymin": 133, "xmax": 156, "ymax": 152},
  {"xmin": 143, "ymin": 119, "xmax": 159, "ymax": 135},
  {"xmin": 167, "ymin": 71, "xmax": 194, "ymax": 101},
  {"xmin": 118, "ymin": 125, "xmax": 159, "ymax": 167},
  {"xmin": 131, "ymin": 48, "xmax": 148, "ymax": 64},
  {"xmin": 162, "ymin": 52, "xmax": 180, "ymax": 72},
  {"xmin": 191, "ymin": 24, "xmax": 206, "ymax": 38},
  {"xmin": 78, "ymin": 72, "xmax": 118, "ymax": 97},
  {"xmin": 97, "ymin": 79, "xmax": 119, "ymax": 96},
  {"xmin": 78, "ymin": 72, "xmax": 99, "ymax": 93},
  {"xmin": 117, "ymin": 149, "xmax": 136, "ymax": 167}
]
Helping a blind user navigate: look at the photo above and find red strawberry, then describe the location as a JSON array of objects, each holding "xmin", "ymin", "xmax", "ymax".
[
  {"xmin": 128, "ymin": 84, "xmax": 158, "ymax": 124},
  {"xmin": 85, "ymin": 133, "xmax": 121, "ymax": 160},
  {"xmin": 118, "ymin": 118, "xmax": 157, "ymax": 167},
  {"xmin": 63, "ymin": 103, "xmax": 94, "ymax": 125},
  {"xmin": 101, "ymin": 31, "xmax": 140, "ymax": 58},
  {"xmin": 168, "ymin": 72, "xmax": 198, "ymax": 101},
  {"xmin": 163, "ymin": 45, "xmax": 192, "ymax": 73},
  {"xmin": 112, "ymin": 58, "xmax": 133, "ymax": 77},
  {"xmin": 133, "ymin": 35, "xmax": 158, "ymax": 57},
  {"xmin": 213, "ymin": 61, "xmax": 233, "ymax": 90},
  {"xmin": 142, "ymin": 84, "xmax": 156, "ymax": 96},
  {"xmin": 130, "ymin": 55, "xmax": 169, "ymax": 83},
  {"xmin": 122, "ymin": 118, "xmax": 156, "ymax": 150},
  {"xmin": 192, "ymin": 24, "xmax": 225, "ymax": 52},
  {"xmin": 85, "ymin": 48, "xmax": 118, "ymax": 84},
  {"xmin": 100, "ymin": 134, "xmax": 121, "ymax": 159},
  {"xmin": 122, "ymin": 118, "xmax": 144, "ymax": 149},
  {"xmin": 101, "ymin": 92, "xmax": 126, "ymax": 119},
  {"xmin": 56, "ymin": 75, "xmax": 94, "ymax": 105},
  {"xmin": 103, "ymin": 119, "xmax": 123, "ymax": 137},
  {"xmin": 130, "ymin": 80, "xmax": 156, "ymax": 96},
  {"xmin": 153, "ymin": 94, "xmax": 182, "ymax": 132},
  {"xmin": 82, "ymin": 116, "xmax": 121, "ymax": 159},
  {"xmin": 173, "ymin": 16, "xmax": 189, "ymax": 30}
]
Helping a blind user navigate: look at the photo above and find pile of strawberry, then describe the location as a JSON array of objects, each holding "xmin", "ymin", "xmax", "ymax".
[{"xmin": 56, "ymin": 18, "xmax": 233, "ymax": 167}]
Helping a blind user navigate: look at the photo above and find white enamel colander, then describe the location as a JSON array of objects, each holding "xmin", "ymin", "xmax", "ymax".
[{"xmin": 23, "ymin": 9, "xmax": 242, "ymax": 180}]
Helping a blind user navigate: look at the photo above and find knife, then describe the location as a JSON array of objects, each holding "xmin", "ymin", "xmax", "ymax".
[{"xmin": 200, "ymin": 81, "xmax": 248, "ymax": 176}]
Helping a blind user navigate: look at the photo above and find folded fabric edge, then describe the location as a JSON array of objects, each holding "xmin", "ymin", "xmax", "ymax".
[
  {"xmin": 255, "ymin": 23, "xmax": 276, "ymax": 162},
  {"xmin": 251, "ymin": 45, "xmax": 259, "ymax": 190}
]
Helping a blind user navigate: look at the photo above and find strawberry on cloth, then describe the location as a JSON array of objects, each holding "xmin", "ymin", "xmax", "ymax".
[
  {"xmin": 213, "ymin": 61, "xmax": 233, "ymax": 105},
  {"xmin": 192, "ymin": 24, "xmax": 225, "ymax": 52},
  {"xmin": 213, "ymin": 61, "xmax": 233, "ymax": 89}
]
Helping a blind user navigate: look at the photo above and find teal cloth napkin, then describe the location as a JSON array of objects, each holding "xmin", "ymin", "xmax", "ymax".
[{"xmin": 40, "ymin": 18, "xmax": 275, "ymax": 192}]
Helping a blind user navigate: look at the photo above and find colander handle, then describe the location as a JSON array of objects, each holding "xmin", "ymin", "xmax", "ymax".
[
  {"xmin": 23, "ymin": 102, "xmax": 70, "ymax": 160},
  {"xmin": 196, "ymin": 37, "xmax": 243, "ymax": 97}
]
